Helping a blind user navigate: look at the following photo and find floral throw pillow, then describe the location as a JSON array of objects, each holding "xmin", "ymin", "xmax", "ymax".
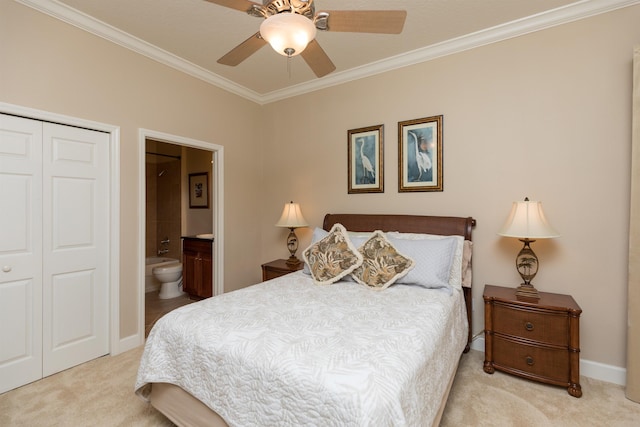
[
  {"xmin": 302, "ymin": 223, "xmax": 363, "ymax": 285},
  {"xmin": 351, "ymin": 231, "xmax": 415, "ymax": 291}
]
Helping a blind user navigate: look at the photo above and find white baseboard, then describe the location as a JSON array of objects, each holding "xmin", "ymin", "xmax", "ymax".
[
  {"xmin": 581, "ymin": 358, "xmax": 627, "ymax": 386},
  {"xmin": 470, "ymin": 335, "xmax": 485, "ymax": 352},
  {"xmin": 471, "ymin": 336, "xmax": 626, "ymax": 386}
]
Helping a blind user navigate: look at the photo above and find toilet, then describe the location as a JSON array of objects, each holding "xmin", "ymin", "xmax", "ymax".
[{"xmin": 152, "ymin": 262, "xmax": 185, "ymax": 299}]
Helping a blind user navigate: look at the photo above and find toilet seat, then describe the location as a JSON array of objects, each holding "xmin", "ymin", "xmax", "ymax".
[{"xmin": 153, "ymin": 262, "xmax": 182, "ymax": 275}]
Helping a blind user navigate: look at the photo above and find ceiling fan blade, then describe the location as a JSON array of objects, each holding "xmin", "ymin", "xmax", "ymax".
[
  {"xmin": 203, "ymin": 0, "xmax": 263, "ymax": 13},
  {"xmin": 217, "ymin": 32, "xmax": 267, "ymax": 66},
  {"xmin": 301, "ymin": 39, "xmax": 336, "ymax": 78},
  {"xmin": 319, "ymin": 10, "xmax": 407, "ymax": 34}
]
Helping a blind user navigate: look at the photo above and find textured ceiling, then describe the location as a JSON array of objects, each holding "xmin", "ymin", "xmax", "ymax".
[{"xmin": 19, "ymin": 0, "xmax": 637, "ymax": 102}]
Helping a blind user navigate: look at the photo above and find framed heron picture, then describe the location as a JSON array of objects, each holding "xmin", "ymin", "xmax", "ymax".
[
  {"xmin": 348, "ymin": 124, "xmax": 384, "ymax": 194},
  {"xmin": 398, "ymin": 115, "xmax": 443, "ymax": 192}
]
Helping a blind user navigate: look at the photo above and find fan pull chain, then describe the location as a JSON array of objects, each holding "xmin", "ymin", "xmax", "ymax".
[{"xmin": 284, "ymin": 47, "xmax": 295, "ymax": 79}]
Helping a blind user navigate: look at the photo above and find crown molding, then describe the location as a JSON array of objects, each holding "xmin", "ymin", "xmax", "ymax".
[
  {"xmin": 261, "ymin": 0, "xmax": 640, "ymax": 103},
  {"xmin": 15, "ymin": 0, "xmax": 263, "ymax": 102},
  {"xmin": 16, "ymin": 0, "xmax": 640, "ymax": 105}
]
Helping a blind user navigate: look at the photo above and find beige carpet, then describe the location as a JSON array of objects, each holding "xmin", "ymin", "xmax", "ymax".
[
  {"xmin": 1, "ymin": 347, "xmax": 639, "ymax": 426},
  {"xmin": 442, "ymin": 351, "xmax": 640, "ymax": 426},
  {"xmin": 0, "ymin": 346, "xmax": 170, "ymax": 427}
]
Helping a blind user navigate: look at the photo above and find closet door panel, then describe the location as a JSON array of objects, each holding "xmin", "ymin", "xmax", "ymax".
[
  {"xmin": 0, "ymin": 114, "xmax": 43, "ymax": 393},
  {"xmin": 50, "ymin": 270, "xmax": 94, "ymax": 348},
  {"xmin": 42, "ymin": 123, "xmax": 109, "ymax": 377}
]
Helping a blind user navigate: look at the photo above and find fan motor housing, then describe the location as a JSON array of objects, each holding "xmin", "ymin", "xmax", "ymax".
[{"xmin": 264, "ymin": 0, "xmax": 315, "ymax": 18}]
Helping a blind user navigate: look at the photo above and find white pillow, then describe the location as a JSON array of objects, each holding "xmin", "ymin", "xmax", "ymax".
[
  {"xmin": 384, "ymin": 235, "xmax": 458, "ymax": 293},
  {"xmin": 302, "ymin": 227, "xmax": 328, "ymax": 275},
  {"xmin": 462, "ymin": 240, "xmax": 473, "ymax": 288},
  {"xmin": 386, "ymin": 231, "xmax": 464, "ymax": 289}
]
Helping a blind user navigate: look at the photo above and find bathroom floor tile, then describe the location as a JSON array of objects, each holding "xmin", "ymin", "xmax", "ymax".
[{"xmin": 145, "ymin": 292, "xmax": 194, "ymax": 337}]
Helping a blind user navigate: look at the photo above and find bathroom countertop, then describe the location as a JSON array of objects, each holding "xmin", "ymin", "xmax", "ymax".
[{"xmin": 182, "ymin": 234, "xmax": 214, "ymax": 241}]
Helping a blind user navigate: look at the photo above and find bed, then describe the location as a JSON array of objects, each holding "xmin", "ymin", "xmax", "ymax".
[{"xmin": 135, "ymin": 213, "xmax": 476, "ymax": 427}]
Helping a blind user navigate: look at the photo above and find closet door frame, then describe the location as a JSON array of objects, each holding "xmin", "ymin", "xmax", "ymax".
[{"xmin": 0, "ymin": 102, "xmax": 123, "ymax": 355}]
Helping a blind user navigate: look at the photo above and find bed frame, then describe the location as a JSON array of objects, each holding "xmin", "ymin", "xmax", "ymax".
[{"xmin": 147, "ymin": 213, "xmax": 476, "ymax": 427}]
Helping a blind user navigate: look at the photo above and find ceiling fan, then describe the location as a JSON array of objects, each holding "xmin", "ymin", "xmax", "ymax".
[{"xmin": 206, "ymin": 0, "xmax": 407, "ymax": 78}]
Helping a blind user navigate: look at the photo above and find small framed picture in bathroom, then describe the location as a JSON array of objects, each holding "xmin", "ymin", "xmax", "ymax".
[{"xmin": 189, "ymin": 172, "xmax": 209, "ymax": 209}]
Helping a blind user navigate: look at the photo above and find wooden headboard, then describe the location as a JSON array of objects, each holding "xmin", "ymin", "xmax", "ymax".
[
  {"xmin": 323, "ymin": 214, "xmax": 475, "ymax": 240},
  {"xmin": 323, "ymin": 213, "xmax": 476, "ymax": 351}
]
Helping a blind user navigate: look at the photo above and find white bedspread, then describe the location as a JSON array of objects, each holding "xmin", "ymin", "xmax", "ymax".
[{"xmin": 135, "ymin": 272, "xmax": 468, "ymax": 427}]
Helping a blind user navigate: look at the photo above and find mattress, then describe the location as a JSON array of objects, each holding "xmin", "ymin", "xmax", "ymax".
[{"xmin": 135, "ymin": 271, "xmax": 469, "ymax": 426}]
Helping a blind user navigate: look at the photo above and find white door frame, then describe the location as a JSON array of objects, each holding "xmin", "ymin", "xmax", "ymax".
[
  {"xmin": 137, "ymin": 129, "xmax": 224, "ymax": 343},
  {"xmin": 0, "ymin": 102, "xmax": 121, "ymax": 355}
]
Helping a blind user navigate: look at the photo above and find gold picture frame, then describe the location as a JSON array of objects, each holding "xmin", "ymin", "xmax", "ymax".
[
  {"xmin": 398, "ymin": 115, "xmax": 443, "ymax": 192},
  {"xmin": 347, "ymin": 124, "xmax": 384, "ymax": 194}
]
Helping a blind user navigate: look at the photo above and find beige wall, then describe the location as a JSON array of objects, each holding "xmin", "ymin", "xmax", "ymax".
[
  {"xmin": 2, "ymin": 0, "xmax": 639, "ymax": 369},
  {"xmin": 0, "ymin": 0, "xmax": 264, "ymax": 339},
  {"xmin": 260, "ymin": 6, "xmax": 640, "ymax": 368}
]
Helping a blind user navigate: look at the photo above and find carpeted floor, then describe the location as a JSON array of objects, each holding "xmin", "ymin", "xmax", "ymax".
[
  {"xmin": 442, "ymin": 351, "xmax": 640, "ymax": 426},
  {"xmin": 1, "ymin": 347, "xmax": 639, "ymax": 426}
]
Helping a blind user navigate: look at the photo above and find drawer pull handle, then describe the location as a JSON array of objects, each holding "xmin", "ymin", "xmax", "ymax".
[
  {"xmin": 525, "ymin": 322, "xmax": 534, "ymax": 331},
  {"xmin": 526, "ymin": 356, "xmax": 535, "ymax": 366}
]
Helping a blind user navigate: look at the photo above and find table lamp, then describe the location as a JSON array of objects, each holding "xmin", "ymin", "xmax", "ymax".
[
  {"xmin": 275, "ymin": 201, "xmax": 309, "ymax": 266},
  {"xmin": 498, "ymin": 197, "xmax": 560, "ymax": 299}
]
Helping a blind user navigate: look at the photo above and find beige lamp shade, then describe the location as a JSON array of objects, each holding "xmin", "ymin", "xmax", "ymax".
[
  {"xmin": 259, "ymin": 12, "xmax": 316, "ymax": 57},
  {"xmin": 275, "ymin": 201, "xmax": 309, "ymax": 228},
  {"xmin": 498, "ymin": 198, "xmax": 560, "ymax": 239}
]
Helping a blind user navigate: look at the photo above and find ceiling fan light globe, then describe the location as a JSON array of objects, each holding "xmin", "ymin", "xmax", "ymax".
[{"xmin": 259, "ymin": 12, "xmax": 316, "ymax": 57}]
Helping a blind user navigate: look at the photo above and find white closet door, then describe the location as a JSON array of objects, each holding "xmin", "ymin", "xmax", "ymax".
[
  {"xmin": 0, "ymin": 114, "xmax": 44, "ymax": 393},
  {"xmin": 42, "ymin": 123, "xmax": 109, "ymax": 376}
]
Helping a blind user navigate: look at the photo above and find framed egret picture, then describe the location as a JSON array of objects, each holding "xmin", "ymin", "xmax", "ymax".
[
  {"xmin": 398, "ymin": 115, "xmax": 443, "ymax": 192},
  {"xmin": 348, "ymin": 124, "xmax": 384, "ymax": 194}
]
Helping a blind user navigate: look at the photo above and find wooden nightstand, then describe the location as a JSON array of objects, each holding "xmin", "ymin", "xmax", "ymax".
[
  {"xmin": 483, "ymin": 284, "xmax": 582, "ymax": 397},
  {"xmin": 261, "ymin": 259, "xmax": 304, "ymax": 281}
]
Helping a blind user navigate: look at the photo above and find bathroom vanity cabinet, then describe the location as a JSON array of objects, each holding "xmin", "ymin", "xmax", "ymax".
[{"xmin": 182, "ymin": 236, "xmax": 213, "ymax": 299}]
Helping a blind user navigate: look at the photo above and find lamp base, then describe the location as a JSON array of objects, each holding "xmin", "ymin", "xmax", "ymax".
[
  {"xmin": 285, "ymin": 255, "xmax": 302, "ymax": 267},
  {"xmin": 516, "ymin": 283, "xmax": 540, "ymax": 300},
  {"xmin": 285, "ymin": 228, "xmax": 302, "ymax": 267}
]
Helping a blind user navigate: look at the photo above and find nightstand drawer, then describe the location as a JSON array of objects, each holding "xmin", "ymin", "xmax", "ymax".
[
  {"xmin": 263, "ymin": 269, "xmax": 289, "ymax": 281},
  {"xmin": 261, "ymin": 259, "xmax": 304, "ymax": 281},
  {"xmin": 493, "ymin": 336, "xmax": 570, "ymax": 382},
  {"xmin": 492, "ymin": 302, "xmax": 569, "ymax": 346}
]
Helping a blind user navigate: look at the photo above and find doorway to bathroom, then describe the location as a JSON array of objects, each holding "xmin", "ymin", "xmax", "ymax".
[
  {"xmin": 144, "ymin": 140, "xmax": 191, "ymax": 335},
  {"xmin": 139, "ymin": 129, "xmax": 224, "ymax": 341}
]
